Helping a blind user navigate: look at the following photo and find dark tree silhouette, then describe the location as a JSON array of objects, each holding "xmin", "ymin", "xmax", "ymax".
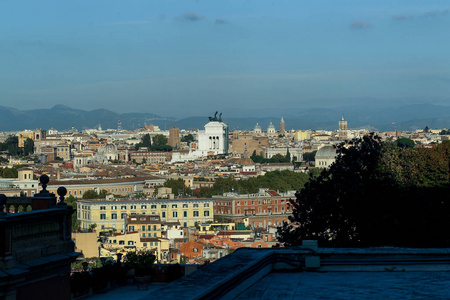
[{"xmin": 277, "ymin": 134, "xmax": 450, "ymax": 247}]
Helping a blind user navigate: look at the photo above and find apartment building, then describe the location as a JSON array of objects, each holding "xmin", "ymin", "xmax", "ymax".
[
  {"xmin": 213, "ymin": 189, "xmax": 295, "ymax": 228},
  {"xmin": 77, "ymin": 197, "xmax": 214, "ymax": 231}
]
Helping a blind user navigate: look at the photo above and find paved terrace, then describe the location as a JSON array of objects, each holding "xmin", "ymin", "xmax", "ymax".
[{"xmin": 139, "ymin": 245, "xmax": 450, "ymax": 300}]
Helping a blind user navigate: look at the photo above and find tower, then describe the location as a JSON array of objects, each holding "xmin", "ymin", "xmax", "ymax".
[
  {"xmin": 168, "ymin": 126, "xmax": 181, "ymax": 149},
  {"xmin": 339, "ymin": 116, "xmax": 348, "ymax": 140},
  {"xmin": 118, "ymin": 120, "xmax": 122, "ymax": 132},
  {"xmin": 280, "ymin": 117, "xmax": 285, "ymax": 135}
]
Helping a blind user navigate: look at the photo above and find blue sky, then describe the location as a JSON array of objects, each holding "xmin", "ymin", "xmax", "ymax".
[{"xmin": 1, "ymin": 0, "xmax": 449, "ymax": 117}]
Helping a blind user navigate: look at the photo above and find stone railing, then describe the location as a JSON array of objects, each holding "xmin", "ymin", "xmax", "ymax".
[{"xmin": 0, "ymin": 174, "xmax": 75, "ymax": 267}]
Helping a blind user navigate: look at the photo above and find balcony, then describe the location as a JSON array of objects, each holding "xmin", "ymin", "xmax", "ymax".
[{"xmin": 0, "ymin": 175, "xmax": 79, "ymax": 300}]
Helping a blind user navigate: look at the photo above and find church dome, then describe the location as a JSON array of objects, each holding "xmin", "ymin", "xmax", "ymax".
[
  {"xmin": 254, "ymin": 123, "xmax": 261, "ymax": 131},
  {"xmin": 99, "ymin": 143, "xmax": 117, "ymax": 154},
  {"xmin": 316, "ymin": 146, "xmax": 337, "ymax": 158}
]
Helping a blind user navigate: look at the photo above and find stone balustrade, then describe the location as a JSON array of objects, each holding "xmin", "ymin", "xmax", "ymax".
[{"xmin": 0, "ymin": 175, "xmax": 79, "ymax": 300}]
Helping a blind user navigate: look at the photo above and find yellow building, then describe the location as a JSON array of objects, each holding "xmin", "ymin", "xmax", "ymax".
[
  {"xmin": 18, "ymin": 130, "xmax": 45, "ymax": 147},
  {"xmin": 293, "ymin": 130, "xmax": 311, "ymax": 141},
  {"xmin": 47, "ymin": 176, "xmax": 162, "ymax": 198},
  {"xmin": 102, "ymin": 231, "xmax": 171, "ymax": 263},
  {"xmin": 77, "ymin": 198, "xmax": 214, "ymax": 232}
]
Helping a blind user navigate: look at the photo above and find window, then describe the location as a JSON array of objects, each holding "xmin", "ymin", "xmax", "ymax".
[
  {"xmin": 193, "ymin": 248, "xmax": 198, "ymax": 252},
  {"xmin": 111, "ymin": 213, "xmax": 117, "ymax": 219},
  {"xmin": 153, "ymin": 233, "xmax": 157, "ymax": 237},
  {"xmin": 128, "ymin": 241, "xmax": 134, "ymax": 245},
  {"xmin": 183, "ymin": 223, "xmax": 187, "ymax": 228},
  {"xmin": 161, "ymin": 205, "xmax": 167, "ymax": 208},
  {"xmin": 100, "ymin": 213, "xmax": 106, "ymax": 220},
  {"xmin": 183, "ymin": 211, "xmax": 187, "ymax": 218},
  {"xmin": 121, "ymin": 213, "xmax": 127, "ymax": 219},
  {"xmin": 121, "ymin": 205, "xmax": 127, "ymax": 209},
  {"xmin": 142, "ymin": 233, "xmax": 146, "ymax": 237},
  {"xmin": 119, "ymin": 241, "xmax": 125, "ymax": 245},
  {"xmin": 172, "ymin": 204, "xmax": 177, "ymax": 208},
  {"xmin": 130, "ymin": 205, "xmax": 136, "ymax": 209},
  {"xmin": 173, "ymin": 211, "xmax": 178, "ymax": 218},
  {"xmin": 204, "ymin": 211, "xmax": 210, "ymax": 217},
  {"xmin": 183, "ymin": 204, "xmax": 188, "ymax": 208},
  {"xmin": 153, "ymin": 225, "xmax": 157, "ymax": 231},
  {"xmin": 193, "ymin": 204, "xmax": 199, "ymax": 208},
  {"xmin": 151, "ymin": 205, "xmax": 157, "ymax": 209},
  {"xmin": 148, "ymin": 225, "xmax": 152, "ymax": 231},
  {"xmin": 111, "ymin": 206, "xmax": 117, "ymax": 210},
  {"xmin": 141, "ymin": 205, "xmax": 147, "ymax": 209},
  {"xmin": 100, "ymin": 206, "xmax": 106, "ymax": 210},
  {"xmin": 129, "ymin": 226, "xmax": 135, "ymax": 232},
  {"xmin": 193, "ymin": 211, "xmax": 199, "ymax": 217},
  {"xmin": 142, "ymin": 225, "xmax": 146, "ymax": 231},
  {"xmin": 162, "ymin": 212, "xmax": 166, "ymax": 218}
]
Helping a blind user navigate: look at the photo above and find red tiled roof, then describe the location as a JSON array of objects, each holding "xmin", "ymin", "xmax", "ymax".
[
  {"xmin": 267, "ymin": 190, "xmax": 280, "ymax": 197},
  {"xmin": 198, "ymin": 235, "xmax": 215, "ymax": 240}
]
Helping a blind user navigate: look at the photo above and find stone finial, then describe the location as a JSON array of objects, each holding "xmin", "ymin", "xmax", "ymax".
[
  {"xmin": 0, "ymin": 194, "xmax": 7, "ymax": 217},
  {"xmin": 57, "ymin": 187, "xmax": 67, "ymax": 206},
  {"xmin": 39, "ymin": 174, "xmax": 50, "ymax": 192}
]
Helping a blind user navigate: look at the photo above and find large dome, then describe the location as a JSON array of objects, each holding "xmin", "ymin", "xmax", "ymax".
[
  {"xmin": 99, "ymin": 143, "xmax": 117, "ymax": 154},
  {"xmin": 316, "ymin": 146, "xmax": 337, "ymax": 158}
]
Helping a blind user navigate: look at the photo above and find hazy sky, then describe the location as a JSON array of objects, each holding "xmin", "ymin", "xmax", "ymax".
[{"xmin": 1, "ymin": 0, "xmax": 449, "ymax": 117}]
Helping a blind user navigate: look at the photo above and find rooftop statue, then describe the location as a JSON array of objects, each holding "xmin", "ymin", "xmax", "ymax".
[{"xmin": 208, "ymin": 111, "xmax": 223, "ymax": 122}]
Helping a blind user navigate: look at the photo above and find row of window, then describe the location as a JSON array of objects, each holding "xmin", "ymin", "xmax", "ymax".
[
  {"xmin": 99, "ymin": 210, "xmax": 210, "ymax": 220},
  {"xmin": 141, "ymin": 233, "xmax": 158, "ymax": 237},
  {"xmin": 70, "ymin": 187, "xmax": 133, "ymax": 196},
  {"xmin": 98, "ymin": 203, "xmax": 210, "ymax": 210},
  {"xmin": 236, "ymin": 200, "xmax": 285, "ymax": 205},
  {"xmin": 110, "ymin": 240, "xmax": 159, "ymax": 246}
]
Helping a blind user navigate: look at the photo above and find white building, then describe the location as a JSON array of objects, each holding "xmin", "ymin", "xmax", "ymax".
[
  {"xmin": 315, "ymin": 146, "xmax": 337, "ymax": 168},
  {"xmin": 172, "ymin": 119, "xmax": 228, "ymax": 162},
  {"xmin": 197, "ymin": 121, "xmax": 229, "ymax": 156}
]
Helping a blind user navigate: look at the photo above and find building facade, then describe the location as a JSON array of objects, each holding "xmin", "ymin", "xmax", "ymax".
[
  {"xmin": 168, "ymin": 126, "xmax": 181, "ymax": 149},
  {"xmin": 77, "ymin": 198, "xmax": 214, "ymax": 231},
  {"xmin": 213, "ymin": 189, "xmax": 294, "ymax": 228},
  {"xmin": 197, "ymin": 121, "xmax": 229, "ymax": 156}
]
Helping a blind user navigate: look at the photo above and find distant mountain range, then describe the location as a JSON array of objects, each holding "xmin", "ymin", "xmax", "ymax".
[{"xmin": 0, "ymin": 104, "xmax": 449, "ymax": 132}]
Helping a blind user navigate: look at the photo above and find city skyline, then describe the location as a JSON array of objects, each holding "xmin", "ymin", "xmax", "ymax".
[{"xmin": 1, "ymin": 1, "xmax": 450, "ymax": 118}]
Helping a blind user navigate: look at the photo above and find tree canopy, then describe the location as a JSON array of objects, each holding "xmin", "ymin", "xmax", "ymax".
[
  {"xmin": 135, "ymin": 134, "xmax": 152, "ymax": 150},
  {"xmin": 83, "ymin": 189, "xmax": 107, "ymax": 199},
  {"xmin": 23, "ymin": 138, "xmax": 34, "ymax": 156},
  {"xmin": 193, "ymin": 170, "xmax": 310, "ymax": 198},
  {"xmin": 395, "ymin": 137, "xmax": 415, "ymax": 149},
  {"xmin": 163, "ymin": 178, "xmax": 192, "ymax": 197},
  {"xmin": 181, "ymin": 134, "xmax": 194, "ymax": 144},
  {"xmin": 251, "ymin": 153, "xmax": 291, "ymax": 164},
  {"xmin": 135, "ymin": 134, "xmax": 172, "ymax": 152},
  {"xmin": 277, "ymin": 135, "xmax": 450, "ymax": 248}
]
